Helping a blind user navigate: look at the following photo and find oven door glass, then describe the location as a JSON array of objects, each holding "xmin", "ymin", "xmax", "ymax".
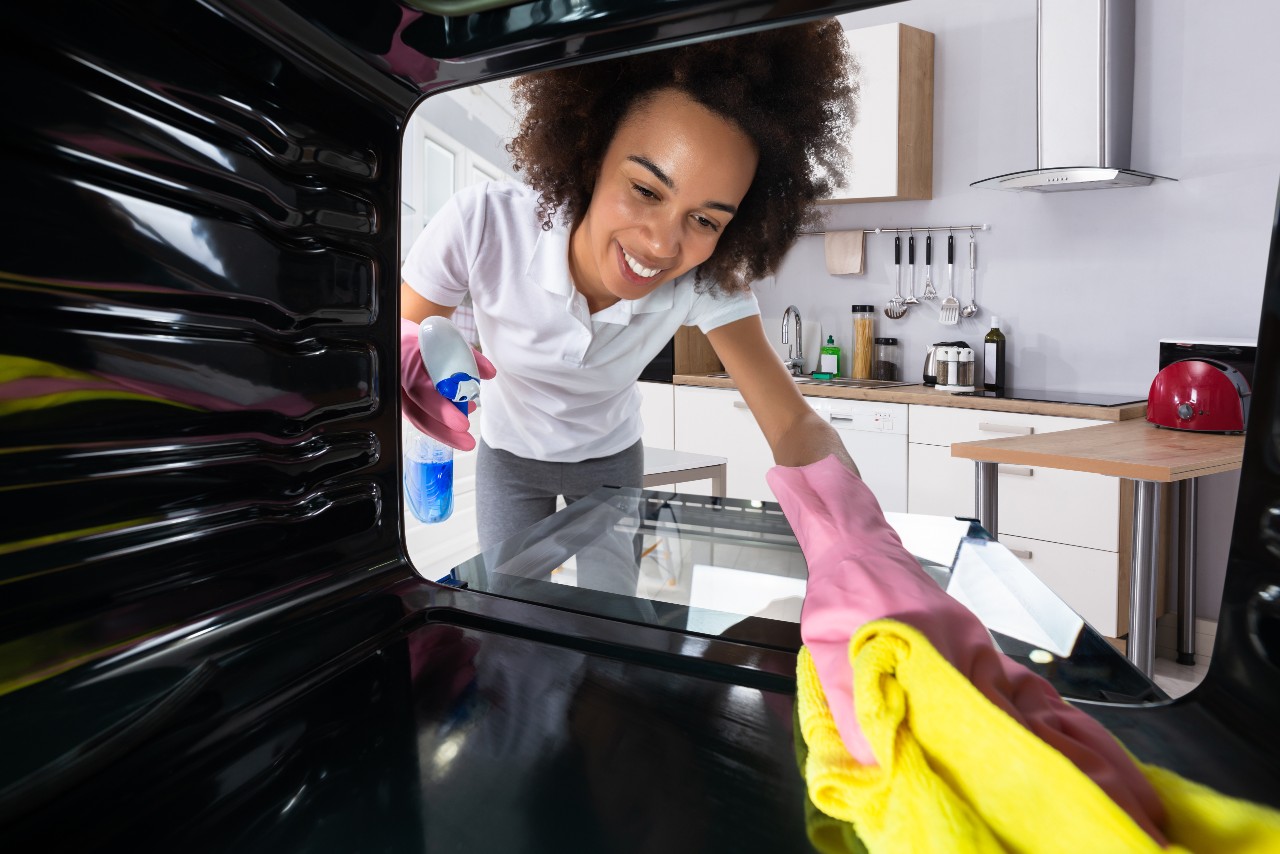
[{"xmin": 437, "ymin": 487, "xmax": 1162, "ymax": 704}]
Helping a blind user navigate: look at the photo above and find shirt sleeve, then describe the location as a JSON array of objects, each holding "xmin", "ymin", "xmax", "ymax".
[
  {"xmin": 685, "ymin": 283, "xmax": 761, "ymax": 334},
  {"xmin": 401, "ymin": 184, "xmax": 488, "ymax": 308}
]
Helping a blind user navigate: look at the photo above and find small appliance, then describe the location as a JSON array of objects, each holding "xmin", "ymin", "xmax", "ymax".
[
  {"xmin": 1159, "ymin": 338, "xmax": 1256, "ymax": 386},
  {"xmin": 1146, "ymin": 358, "xmax": 1250, "ymax": 434},
  {"xmin": 922, "ymin": 340, "xmax": 970, "ymax": 385}
]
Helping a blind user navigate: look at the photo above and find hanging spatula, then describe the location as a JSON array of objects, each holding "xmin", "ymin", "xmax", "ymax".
[{"xmin": 939, "ymin": 233, "xmax": 960, "ymax": 325}]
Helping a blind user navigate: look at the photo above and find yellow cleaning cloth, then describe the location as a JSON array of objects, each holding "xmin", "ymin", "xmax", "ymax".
[{"xmin": 795, "ymin": 619, "xmax": 1280, "ymax": 854}]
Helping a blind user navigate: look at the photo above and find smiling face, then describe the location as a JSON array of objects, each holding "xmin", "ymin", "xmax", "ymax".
[{"xmin": 567, "ymin": 88, "xmax": 759, "ymax": 312}]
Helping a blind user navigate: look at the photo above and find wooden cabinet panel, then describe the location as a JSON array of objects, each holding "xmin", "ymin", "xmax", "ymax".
[{"xmin": 823, "ymin": 22, "xmax": 934, "ymax": 203}]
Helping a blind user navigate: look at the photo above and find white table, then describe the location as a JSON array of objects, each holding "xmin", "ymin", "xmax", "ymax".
[{"xmin": 642, "ymin": 447, "xmax": 728, "ymax": 498}]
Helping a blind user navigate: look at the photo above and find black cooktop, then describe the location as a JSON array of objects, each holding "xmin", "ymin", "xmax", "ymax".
[{"xmin": 955, "ymin": 388, "xmax": 1146, "ymax": 407}]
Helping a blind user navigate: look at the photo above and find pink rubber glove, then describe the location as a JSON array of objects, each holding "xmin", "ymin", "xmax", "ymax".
[
  {"xmin": 767, "ymin": 455, "xmax": 1167, "ymax": 843},
  {"xmin": 400, "ymin": 317, "xmax": 496, "ymax": 451}
]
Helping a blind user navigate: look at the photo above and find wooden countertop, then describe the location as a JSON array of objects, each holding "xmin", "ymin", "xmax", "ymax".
[
  {"xmin": 673, "ymin": 374, "xmax": 1147, "ymax": 421},
  {"xmin": 950, "ymin": 418, "xmax": 1245, "ymax": 482}
]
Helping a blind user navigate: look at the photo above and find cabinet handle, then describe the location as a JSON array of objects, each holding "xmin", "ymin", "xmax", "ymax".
[
  {"xmin": 1008, "ymin": 547, "xmax": 1033, "ymax": 560},
  {"xmin": 997, "ymin": 465, "xmax": 1034, "ymax": 477},
  {"xmin": 732, "ymin": 400, "xmax": 749, "ymax": 410},
  {"xmin": 978, "ymin": 422, "xmax": 1034, "ymax": 435},
  {"xmin": 831, "ymin": 414, "xmax": 854, "ymax": 422}
]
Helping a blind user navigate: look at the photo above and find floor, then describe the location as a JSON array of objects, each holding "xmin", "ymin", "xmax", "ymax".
[
  {"xmin": 1151, "ymin": 654, "xmax": 1210, "ymax": 698},
  {"xmin": 1149, "ymin": 614, "xmax": 1215, "ymax": 699}
]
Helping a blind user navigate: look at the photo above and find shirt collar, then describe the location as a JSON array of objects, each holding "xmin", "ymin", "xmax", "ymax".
[{"xmin": 527, "ymin": 220, "xmax": 574, "ymax": 297}]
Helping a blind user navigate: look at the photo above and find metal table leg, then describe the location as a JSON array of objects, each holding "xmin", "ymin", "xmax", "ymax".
[
  {"xmin": 1178, "ymin": 479, "xmax": 1199, "ymax": 665},
  {"xmin": 1128, "ymin": 479, "xmax": 1162, "ymax": 676},
  {"xmin": 975, "ymin": 461, "xmax": 998, "ymax": 539},
  {"xmin": 711, "ymin": 463, "xmax": 727, "ymax": 499}
]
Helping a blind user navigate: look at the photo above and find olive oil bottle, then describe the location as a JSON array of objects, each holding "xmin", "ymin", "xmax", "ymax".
[{"xmin": 983, "ymin": 317, "xmax": 1006, "ymax": 391}]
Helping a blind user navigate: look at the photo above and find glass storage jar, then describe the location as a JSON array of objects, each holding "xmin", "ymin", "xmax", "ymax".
[
  {"xmin": 872, "ymin": 337, "xmax": 900, "ymax": 381},
  {"xmin": 851, "ymin": 305, "xmax": 875, "ymax": 379}
]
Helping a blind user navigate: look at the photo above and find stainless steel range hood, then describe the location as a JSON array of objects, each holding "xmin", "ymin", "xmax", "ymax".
[{"xmin": 972, "ymin": 0, "xmax": 1173, "ymax": 192}]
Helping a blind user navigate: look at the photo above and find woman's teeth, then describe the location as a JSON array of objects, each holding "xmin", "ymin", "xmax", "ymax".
[{"xmin": 623, "ymin": 249, "xmax": 660, "ymax": 279}]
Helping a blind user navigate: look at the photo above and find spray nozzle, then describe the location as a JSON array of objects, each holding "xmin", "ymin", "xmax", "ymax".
[{"xmin": 418, "ymin": 317, "xmax": 481, "ymax": 414}]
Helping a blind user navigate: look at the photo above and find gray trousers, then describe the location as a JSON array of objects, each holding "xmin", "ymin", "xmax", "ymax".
[
  {"xmin": 475, "ymin": 437, "xmax": 645, "ymax": 598},
  {"xmin": 475, "ymin": 437, "xmax": 645, "ymax": 550}
]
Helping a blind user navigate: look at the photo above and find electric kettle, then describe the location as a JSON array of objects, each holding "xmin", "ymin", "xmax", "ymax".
[{"xmin": 923, "ymin": 340, "xmax": 970, "ymax": 386}]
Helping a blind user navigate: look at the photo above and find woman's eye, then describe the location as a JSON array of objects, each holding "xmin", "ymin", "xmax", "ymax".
[
  {"xmin": 694, "ymin": 215, "xmax": 720, "ymax": 233},
  {"xmin": 631, "ymin": 183, "xmax": 657, "ymax": 200}
]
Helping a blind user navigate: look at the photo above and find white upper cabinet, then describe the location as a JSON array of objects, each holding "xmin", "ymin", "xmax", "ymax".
[{"xmin": 824, "ymin": 22, "xmax": 934, "ymax": 203}]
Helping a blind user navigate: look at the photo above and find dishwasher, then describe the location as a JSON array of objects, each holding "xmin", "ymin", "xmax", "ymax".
[{"xmin": 807, "ymin": 397, "xmax": 909, "ymax": 513}]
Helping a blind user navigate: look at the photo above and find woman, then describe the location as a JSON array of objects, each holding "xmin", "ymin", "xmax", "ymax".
[{"xmin": 401, "ymin": 20, "xmax": 859, "ymax": 551}]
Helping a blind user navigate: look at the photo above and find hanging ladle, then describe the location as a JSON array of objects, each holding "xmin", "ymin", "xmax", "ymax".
[
  {"xmin": 884, "ymin": 234, "xmax": 907, "ymax": 319},
  {"xmin": 961, "ymin": 228, "xmax": 980, "ymax": 318}
]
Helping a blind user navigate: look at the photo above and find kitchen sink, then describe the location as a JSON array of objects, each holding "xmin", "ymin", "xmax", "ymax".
[{"xmin": 703, "ymin": 372, "xmax": 919, "ymax": 390}]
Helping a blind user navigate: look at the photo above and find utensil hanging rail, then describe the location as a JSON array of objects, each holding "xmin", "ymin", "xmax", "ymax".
[{"xmin": 800, "ymin": 224, "xmax": 990, "ymax": 235}]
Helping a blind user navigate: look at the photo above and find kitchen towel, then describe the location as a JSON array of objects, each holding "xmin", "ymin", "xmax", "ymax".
[{"xmin": 824, "ymin": 230, "xmax": 865, "ymax": 275}]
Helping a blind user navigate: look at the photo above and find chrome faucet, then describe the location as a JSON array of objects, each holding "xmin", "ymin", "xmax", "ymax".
[{"xmin": 781, "ymin": 305, "xmax": 804, "ymax": 376}]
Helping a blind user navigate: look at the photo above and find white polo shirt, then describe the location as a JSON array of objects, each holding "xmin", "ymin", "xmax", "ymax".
[{"xmin": 403, "ymin": 182, "xmax": 760, "ymax": 463}]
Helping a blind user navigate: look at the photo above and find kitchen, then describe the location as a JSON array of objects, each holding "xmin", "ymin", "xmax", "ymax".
[
  {"xmin": 5, "ymin": 0, "xmax": 1280, "ymax": 847},
  {"xmin": 404, "ymin": 0, "xmax": 1276, "ymax": 672}
]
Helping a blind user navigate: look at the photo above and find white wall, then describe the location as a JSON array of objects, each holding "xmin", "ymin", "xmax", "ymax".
[
  {"xmin": 755, "ymin": 0, "xmax": 1277, "ymax": 620},
  {"xmin": 412, "ymin": 81, "xmax": 518, "ymax": 182}
]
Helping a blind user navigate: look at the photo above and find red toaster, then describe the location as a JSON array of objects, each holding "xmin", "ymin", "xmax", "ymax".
[{"xmin": 1146, "ymin": 358, "xmax": 1251, "ymax": 433}]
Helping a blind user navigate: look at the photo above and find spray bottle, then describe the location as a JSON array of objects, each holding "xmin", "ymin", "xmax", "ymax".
[{"xmin": 404, "ymin": 316, "xmax": 481, "ymax": 524}]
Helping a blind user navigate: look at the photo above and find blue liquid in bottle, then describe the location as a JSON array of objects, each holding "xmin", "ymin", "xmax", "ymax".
[{"xmin": 405, "ymin": 429, "xmax": 456, "ymax": 523}]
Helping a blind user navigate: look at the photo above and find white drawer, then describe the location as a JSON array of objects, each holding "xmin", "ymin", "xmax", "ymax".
[
  {"xmin": 908, "ymin": 441, "xmax": 1119, "ymax": 551},
  {"xmin": 999, "ymin": 534, "xmax": 1122, "ymax": 638},
  {"xmin": 996, "ymin": 465, "xmax": 1119, "ymax": 551},
  {"xmin": 674, "ymin": 386, "xmax": 774, "ymax": 501},
  {"xmin": 908, "ymin": 442, "xmax": 975, "ymax": 518},
  {"xmin": 909, "ymin": 404, "xmax": 1102, "ymax": 447},
  {"xmin": 638, "ymin": 381, "xmax": 675, "ymax": 449}
]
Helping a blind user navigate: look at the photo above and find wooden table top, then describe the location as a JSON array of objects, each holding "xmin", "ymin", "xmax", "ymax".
[{"xmin": 951, "ymin": 418, "xmax": 1245, "ymax": 482}]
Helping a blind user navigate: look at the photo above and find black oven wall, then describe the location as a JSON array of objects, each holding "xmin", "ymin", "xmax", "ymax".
[{"xmin": 0, "ymin": 0, "xmax": 429, "ymax": 731}]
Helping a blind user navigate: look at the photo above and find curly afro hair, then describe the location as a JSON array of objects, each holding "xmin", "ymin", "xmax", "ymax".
[{"xmin": 507, "ymin": 19, "xmax": 858, "ymax": 295}]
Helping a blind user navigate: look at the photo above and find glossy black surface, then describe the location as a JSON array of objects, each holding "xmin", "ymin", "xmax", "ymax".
[
  {"xmin": 2, "ymin": 0, "xmax": 1279, "ymax": 847},
  {"xmin": 638, "ymin": 334, "xmax": 676, "ymax": 382},
  {"xmin": 954, "ymin": 388, "xmax": 1146, "ymax": 406},
  {"xmin": 0, "ymin": 0, "xmax": 887, "ymax": 848}
]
